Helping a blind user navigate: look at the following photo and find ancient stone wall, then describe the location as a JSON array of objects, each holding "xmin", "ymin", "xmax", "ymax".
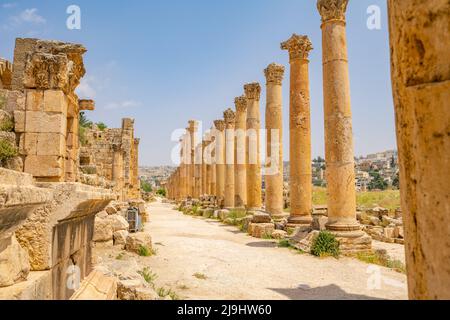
[{"xmin": 80, "ymin": 118, "xmax": 141, "ymax": 201}]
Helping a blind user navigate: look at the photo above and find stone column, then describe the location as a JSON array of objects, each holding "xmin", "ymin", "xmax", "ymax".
[
  {"xmin": 187, "ymin": 120, "xmax": 199, "ymax": 198},
  {"xmin": 388, "ymin": 0, "xmax": 450, "ymax": 300},
  {"xmin": 194, "ymin": 142, "xmax": 202, "ymax": 199},
  {"xmin": 202, "ymin": 139, "xmax": 208, "ymax": 197},
  {"xmin": 317, "ymin": 0, "xmax": 370, "ymax": 251},
  {"xmin": 204, "ymin": 135, "xmax": 212, "ymax": 196},
  {"xmin": 244, "ymin": 83, "xmax": 262, "ymax": 211},
  {"xmin": 179, "ymin": 134, "xmax": 187, "ymax": 200},
  {"xmin": 281, "ymin": 34, "xmax": 314, "ymax": 227},
  {"xmin": 234, "ymin": 96, "xmax": 248, "ymax": 208},
  {"xmin": 210, "ymin": 132, "xmax": 217, "ymax": 200},
  {"xmin": 214, "ymin": 120, "xmax": 226, "ymax": 207},
  {"xmin": 264, "ymin": 63, "xmax": 285, "ymax": 219},
  {"xmin": 223, "ymin": 109, "xmax": 236, "ymax": 209}
]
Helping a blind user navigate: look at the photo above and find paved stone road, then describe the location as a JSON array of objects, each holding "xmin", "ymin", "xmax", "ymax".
[{"xmin": 145, "ymin": 201, "xmax": 408, "ymax": 300}]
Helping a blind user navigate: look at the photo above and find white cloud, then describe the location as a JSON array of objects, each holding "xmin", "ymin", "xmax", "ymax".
[
  {"xmin": 105, "ymin": 100, "xmax": 142, "ymax": 110},
  {"xmin": 76, "ymin": 76, "xmax": 97, "ymax": 99},
  {"xmin": 11, "ymin": 8, "xmax": 46, "ymax": 25}
]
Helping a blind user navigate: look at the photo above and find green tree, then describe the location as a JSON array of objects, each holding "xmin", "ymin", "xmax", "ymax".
[
  {"xmin": 392, "ymin": 172, "xmax": 400, "ymax": 189},
  {"xmin": 79, "ymin": 112, "xmax": 93, "ymax": 128},
  {"xmin": 368, "ymin": 171, "xmax": 388, "ymax": 191},
  {"xmin": 156, "ymin": 188, "xmax": 166, "ymax": 197},
  {"xmin": 96, "ymin": 122, "xmax": 107, "ymax": 131},
  {"xmin": 140, "ymin": 178, "xmax": 152, "ymax": 193}
]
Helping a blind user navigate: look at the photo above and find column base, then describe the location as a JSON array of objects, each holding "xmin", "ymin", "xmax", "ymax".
[
  {"xmin": 270, "ymin": 212, "xmax": 290, "ymax": 222},
  {"xmin": 287, "ymin": 215, "xmax": 313, "ymax": 229},
  {"xmin": 326, "ymin": 221, "xmax": 372, "ymax": 254},
  {"xmin": 249, "ymin": 211, "xmax": 272, "ymax": 223}
]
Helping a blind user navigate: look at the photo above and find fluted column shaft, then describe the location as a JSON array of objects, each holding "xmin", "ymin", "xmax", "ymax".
[
  {"xmin": 282, "ymin": 34, "xmax": 314, "ymax": 225},
  {"xmin": 264, "ymin": 64, "xmax": 285, "ymax": 217},
  {"xmin": 234, "ymin": 96, "xmax": 248, "ymax": 208},
  {"xmin": 224, "ymin": 109, "xmax": 236, "ymax": 209},
  {"xmin": 244, "ymin": 83, "xmax": 262, "ymax": 210},
  {"xmin": 214, "ymin": 120, "xmax": 226, "ymax": 206}
]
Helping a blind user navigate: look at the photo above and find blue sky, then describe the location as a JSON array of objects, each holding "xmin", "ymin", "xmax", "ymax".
[{"xmin": 0, "ymin": 0, "xmax": 397, "ymax": 166}]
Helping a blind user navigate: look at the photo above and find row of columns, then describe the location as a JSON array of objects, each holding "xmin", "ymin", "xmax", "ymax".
[{"xmin": 167, "ymin": 0, "xmax": 366, "ymax": 246}]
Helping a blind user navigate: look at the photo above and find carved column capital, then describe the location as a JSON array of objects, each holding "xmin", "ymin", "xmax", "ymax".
[
  {"xmin": 188, "ymin": 120, "xmax": 199, "ymax": 133},
  {"xmin": 244, "ymin": 82, "xmax": 261, "ymax": 101},
  {"xmin": 214, "ymin": 120, "xmax": 226, "ymax": 132},
  {"xmin": 264, "ymin": 63, "xmax": 285, "ymax": 85},
  {"xmin": 223, "ymin": 108, "xmax": 236, "ymax": 128},
  {"xmin": 317, "ymin": 0, "xmax": 349, "ymax": 23},
  {"xmin": 234, "ymin": 96, "xmax": 248, "ymax": 113},
  {"xmin": 281, "ymin": 34, "xmax": 313, "ymax": 62}
]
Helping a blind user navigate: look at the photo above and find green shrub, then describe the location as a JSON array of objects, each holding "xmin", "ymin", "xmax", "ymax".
[
  {"xmin": 0, "ymin": 139, "xmax": 18, "ymax": 163},
  {"xmin": 137, "ymin": 245, "xmax": 156, "ymax": 257},
  {"xmin": 96, "ymin": 122, "xmax": 107, "ymax": 131},
  {"xmin": 157, "ymin": 287, "xmax": 180, "ymax": 300},
  {"xmin": 357, "ymin": 251, "xmax": 406, "ymax": 274},
  {"xmin": 311, "ymin": 231, "xmax": 340, "ymax": 258},
  {"xmin": 156, "ymin": 188, "xmax": 166, "ymax": 197},
  {"xmin": 0, "ymin": 119, "xmax": 14, "ymax": 132},
  {"xmin": 278, "ymin": 239, "xmax": 291, "ymax": 248},
  {"xmin": 138, "ymin": 267, "xmax": 158, "ymax": 285}
]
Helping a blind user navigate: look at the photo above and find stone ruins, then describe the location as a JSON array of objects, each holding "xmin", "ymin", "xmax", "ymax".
[
  {"xmin": 0, "ymin": 38, "xmax": 144, "ymax": 300},
  {"xmin": 167, "ymin": 0, "xmax": 450, "ymax": 300}
]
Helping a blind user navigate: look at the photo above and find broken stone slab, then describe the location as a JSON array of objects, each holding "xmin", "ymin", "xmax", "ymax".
[
  {"xmin": 271, "ymin": 230, "xmax": 288, "ymax": 239},
  {"xmin": 113, "ymin": 230, "xmax": 128, "ymax": 247},
  {"xmin": 70, "ymin": 270, "xmax": 117, "ymax": 300},
  {"xmin": 93, "ymin": 216, "xmax": 113, "ymax": 242},
  {"xmin": 0, "ymin": 235, "xmax": 30, "ymax": 288},
  {"xmin": 248, "ymin": 223, "xmax": 275, "ymax": 238},
  {"xmin": 251, "ymin": 211, "xmax": 272, "ymax": 223},
  {"xmin": 125, "ymin": 232, "xmax": 152, "ymax": 254},
  {"xmin": 290, "ymin": 229, "xmax": 319, "ymax": 253},
  {"xmin": 117, "ymin": 279, "xmax": 159, "ymax": 300},
  {"xmin": 312, "ymin": 215, "xmax": 328, "ymax": 231},
  {"xmin": 107, "ymin": 214, "xmax": 129, "ymax": 232}
]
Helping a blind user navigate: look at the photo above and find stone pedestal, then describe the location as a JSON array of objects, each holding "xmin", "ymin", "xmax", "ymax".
[
  {"xmin": 244, "ymin": 83, "xmax": 262, "ymax": 210},
  {"xmin": 264, "ymin": 63, "xmax": 286, "ymax": 220},
  {"xmin": 223, "ymin": 109, "xmax": 236, "ymax": 209},
  {"xmin": 282, "ymin": 34, "xmax": 314, "ymax": 227},
  {"xmin": 388, "ymin": 0, "xmax": 450, "ymax": 300},
  {"xmin": 234, "ymin": 96, "xmax": 247, "ymax": 208},
  {"xmin": 317, "ymin": 0, "xmax": 370, "ymax": 252},
  {"xmin": 214, "ymin": 120, "xmax": 226, "ymax": 207}
]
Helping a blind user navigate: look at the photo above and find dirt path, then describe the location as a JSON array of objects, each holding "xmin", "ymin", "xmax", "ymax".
[{"xmin": 144, "ymin": 201, "xmax": 408, "ymax": 300}]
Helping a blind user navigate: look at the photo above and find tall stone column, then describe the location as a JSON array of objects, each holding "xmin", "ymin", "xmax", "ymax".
[
  {"xmin": 185, "ymin": 127, "xmax": 192, "ymax": 198},
  {"xmin": 234, "ymin": 96, "xmax": 248, "ymax": 208},
  {"xmin": 214, "ymin": 120, "xmax": 226, "ymax": 207},
  {"xmin": 317, "ymin": 0, "xmax": 370, "ymax": 251},
  {"xmin": 202, "ymin": 139, "xmax": 208, "ymax": 196},
  {"xmin": 388, "ymin": 0, "xmax": 450, "ymax": 300},
  {"xmin": 187, "ymin": 120, "xmax": 199, "ymax": 198},
  {"xmin": 223, "ymin": 109, "xmax": 236, "ymax": 209},
  {"xmin": 244, "ymin": 83, "xmax": 262, "ymax": 211},
  {"xmin": 281, "ymin": 34, "xmax": 314, "ymax": 227},
  {"xmin": 204, "ymin": 135, "xmax": 212, "ymax": 196},
  {"xmin": 264, "ymin": 63, "xmax": 285, "ymax": 219},
  {"xmin": 210, "ymin": 132, "xmax": 217, "ymax": 200},
  {"xmin": 194, "ymin": 142, "xmax": 202, "ymax": 198}
]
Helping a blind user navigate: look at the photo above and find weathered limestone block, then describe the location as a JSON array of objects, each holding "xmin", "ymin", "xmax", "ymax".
[
  {"xmin": 248, "ymin": 223, "xmax": 275, "ymax": 238},
  {"xmin": 0, "ymin": 131, "xmax": 16, "ymax": 144},
  {"xmin": 93, "ymin": 216, "xmax": 113, "ymax": 242},
  {"xmin": 113, "ymin": 230, "xmax": 128, "ymax": 247},
  {"xmin": 108, "ymin": 214, "xmax": 129, "ymax": 232},
  {"xmin": 70, "ymin": 270, "xmax": 117, "ymax": 300},
  {"xmin": 117, "ymin": 279, "xmax": 159, "ymax": 300},
  {"xmin": 251, "ymin": 212, "xmax": 272, "ymax": 223},
  {"xmin": 290, "ymin": 230, "xmax": 319, "ymax": 253},
  {"xmin": 0, "ymin": 270, "xmax": 52, "ymax": 300},
  {"xmin": 24, "ymin": 155, "xmax": 64, "ymax": 179},
  {"xmin": 15, "ymin": 183, "xmax": 114, "ymax": 271},
  {"xmin": 0, "ymin": 235, "xmax": 30, "ymax": 287},
  {"xmin": 271, "ymin": 230, "xmax": 287, "ymax": 239},
  {"xmin": 3, "ymin": 157, "xmax": 24, "ymax": 172},
  {"xmin": 0, "ymin": 110, "xmax": 13, "ymax": 131},
  {"xmin": 125, "ymin": 232, "xmax": 152, "ymax": 254}
]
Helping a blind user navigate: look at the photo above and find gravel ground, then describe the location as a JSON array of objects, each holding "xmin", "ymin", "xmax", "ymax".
[{"xmin": 144, "ymin": 200, "xmax": 408, "ymax": 300}]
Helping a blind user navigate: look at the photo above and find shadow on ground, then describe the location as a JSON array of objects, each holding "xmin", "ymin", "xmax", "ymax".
[
  {"xmin": 246, "ymin": 241, "xmax": 278, "ymax": 248},
  {"xmin": 270, "ymin": 284, "xmax": 384, "ymax": 300}
]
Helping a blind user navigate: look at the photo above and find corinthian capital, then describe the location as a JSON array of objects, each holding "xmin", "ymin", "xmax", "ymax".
[
  {"xmin": 234, "ymin": 95, "xmax": 247, "ymax": 113},
  {"xmin": 244, "ymin": 82, "xmax": 261, "ymax": 101},
  {"xmin": 214, "ymin": 120, "xmax": 225, "ymax": 131},
  {"xmin": 317, "ymin": 0, "xmax": 349, "ymax": 23},
  {"xmin": 264, "ymin": 63, "xmax": 285, "ymax": 85},
  {"xmin": 188, "ymin": 120, "xmax": 199, "ymax": 132},
  {"xmin": 281, "ymin": 34, "xmax": 313, "ymax": 62},
  {"xmin": 223, "ymin": 108, "xmax": 236, "ymax": 127}
]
